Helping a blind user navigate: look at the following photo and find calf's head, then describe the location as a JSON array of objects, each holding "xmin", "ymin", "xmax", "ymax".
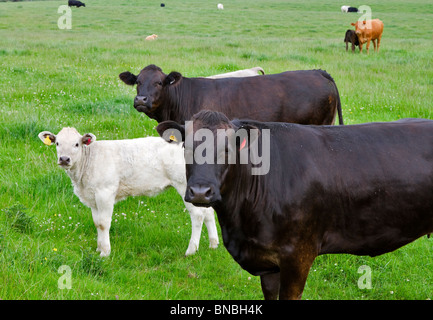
[
  {"xmin": 38, "ymin": 127, "xmax": 96, "ymax": 170},
  {"xmin": 156, "ymin": 110, "xmax": 261, "ymax": 207},
  {"xmin": 119, "ymin": 64, "xmax": 182, "ymax": 115}
]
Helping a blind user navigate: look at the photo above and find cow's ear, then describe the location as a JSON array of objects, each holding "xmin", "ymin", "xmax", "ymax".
[
  {"xmin": 119, "ymin": 71, "xmax": 138, "ymax": 86},
  {"xmin": 235, "ymin": 124, "xmax": 260, "ymax": 151},
  {"xmin": 156, "ymin": 121, "xmax": 185, "ymax": 144},
  {"xmin": 163, "ymin": 72, "xmax": 182, "ymax": 86},
  {"xmin": 38, "ymin": 131, "xmax": 56, "ymax": 146},
  {"xmin": 350, "ymin": 22, "xmax": 356, "ymax": 26},
  {"xmin": 82, "ymin": 133, "xmax": 96, "ymax": 146}
]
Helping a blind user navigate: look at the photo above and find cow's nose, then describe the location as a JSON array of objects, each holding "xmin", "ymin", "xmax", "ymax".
[
  {"xmin": 134, "ymin": 95, "xmax": 148, "ymax": 105},
  {"xmin": 59, "ymin": 156, "xmax": 70, "ymax": 165},
  {"xmin": 185, "ymin": 184, "xmax": 216, "ymax": 206}
]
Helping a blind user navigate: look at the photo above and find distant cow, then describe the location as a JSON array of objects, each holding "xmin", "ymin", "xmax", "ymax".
[
  {"xmin": 68, "ymin": 0, "xmax": 85, "ymax": 7},
  {"xmin": 157, "ymin": 110, "xmax": 433, "ymax": 299},
  {"xmin": 351, "ymin": 19, "xmax": 384, "ymax": 53},
  {"xmin": 217, "ymin": 3, "xmax": 224, "ymax": 10},
  {"xmin": 38, "ymin": 128, "xmax": 218, "ymax": 257},
  {"xmin": 119, "ymin": 64, "xmax": 343, "ymax": 125},
  {"xmin": 344, "ymin": 29, "xmax": 359, "ymax": 52},
  {"xmin": 341, "ymin": 6, "xmax": 358, "ymax": 12},
  {"xmin": 206, "ymin": 67, "xmax": 265, "ymax": 79},
  {"xmin": 145, "ymin": 34, "xmax": 158, "ymax": 41}
]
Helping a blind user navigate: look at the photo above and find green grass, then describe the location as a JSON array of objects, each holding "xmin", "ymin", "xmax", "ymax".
[{"xmin": 0, "ymin": 0, "xmax": 432, "ymax": 300}]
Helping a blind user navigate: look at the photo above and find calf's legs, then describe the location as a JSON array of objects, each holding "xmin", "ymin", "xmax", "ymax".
[
  {"xmin": 92, "ymin": 191, "xmax": 115, "ymax": 257},
  {"xmin": 183, "ymin": 202, "xmax": 219, "ymax": 256}
]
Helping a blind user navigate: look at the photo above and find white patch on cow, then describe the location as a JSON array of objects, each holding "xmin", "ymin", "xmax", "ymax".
[{"xmin": 206, "ymin": 67, "xmax": 265, "ymax": 79}]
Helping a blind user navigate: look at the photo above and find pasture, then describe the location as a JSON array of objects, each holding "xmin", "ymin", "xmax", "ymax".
[{"xmin": 0, "ymin": 0, "xmax": 432, "ymax": 300}]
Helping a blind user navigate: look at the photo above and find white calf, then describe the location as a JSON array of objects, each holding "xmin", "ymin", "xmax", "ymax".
[
  {"xmin": 206, "ymin": 67, "xmax": 265, "ymax": 79},
  {"xmin": 38, "ymin": 127, "xmax": 219, "ymax": 257}
]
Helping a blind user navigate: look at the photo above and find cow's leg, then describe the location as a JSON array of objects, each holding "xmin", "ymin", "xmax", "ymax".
[
  {"xmin": 359, "ymin": 42, "xmax": 363, "ymax": 53},
  {"xmin": 93, "ymin": 191, "xmax": 115, "ymax": 257},
  {"xmin": 372, "ymin": 39, "xmax": 377, "ymax": 52},
  {"xmin": 366, "ymin": 40, "xmax": 371, "ymax": 54},
  {"xmin": 377, "ymin": 35, "xmax": 382, "ymax": 52},
  {"xmin": 278, "ymin": 250, "xmax": 317, "ymax": 300},
  {"xmin": 183, "ymin": 202, "xmax": 205, "ymax": 256},
  {"xmin": 352, "ymin": 43, "xmax": 356, "ymax": 53},
  {"xmin": 260, "ymin": 272, "xmax": 280, "ymax": 300},
  {"xmin": 345, "ymin": 41, "xmax": 348, "ymax": 52},
  {"xmin": 202, "ymin": 208, "xmax": 219, "ymax": 249}
]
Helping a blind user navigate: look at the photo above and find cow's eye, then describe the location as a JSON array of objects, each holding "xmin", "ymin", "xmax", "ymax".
[
  {"xmin": 155, "ymin": 81, "xmax": 162, "ymax": 86},
  {"xmin": 75, "ymin": 143, "xmax": 79, "ymax": 147},
  {"xmin": 56, "ymin": 142, "xmax": 59, "ymax": 146}
]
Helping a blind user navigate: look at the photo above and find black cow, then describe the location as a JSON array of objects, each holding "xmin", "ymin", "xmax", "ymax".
[
  {"xmin": 68, "ymin": 0, "xmax": 85, "ymax": 7},
  {"xmin": 157, "ymin": 110, "xmax": 433, "ymax": 299},
  {"xmin": 348, "ymin": 6, "xmax": 358, "ymax": 12},
  {"xmin": 344, "ymin": 29, "xmax": 359, "ymax": 52},
  {"xmin": 119, "ymin": 64, "xmax": 343, "ymax": 125}
]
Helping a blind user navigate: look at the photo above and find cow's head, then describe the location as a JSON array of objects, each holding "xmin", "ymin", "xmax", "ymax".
[
  {"xmin": 38, "ymin": 128, "xmax": 96, "ymax": 170},
  {"xmin": 119, "ymin": 64, "xmax": 182, "ymax": 115},
  {"xmin": 156, "ymin": 110, "xmax": 260, "ymax": 207},
  {"xmin": 351, "ymin": 21, "xmax": 369, "ymax": 44}
]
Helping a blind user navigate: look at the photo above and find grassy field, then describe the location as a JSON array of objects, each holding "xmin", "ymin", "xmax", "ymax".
[{"xmin": 0, "ymin": 0, "xmax": 432, "ymax": 300}]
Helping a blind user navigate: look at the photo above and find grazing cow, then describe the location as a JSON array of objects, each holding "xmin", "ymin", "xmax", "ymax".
[
  {"xmin": 38, "ymin": 128, "xmax": 218, "ymax": 257},
  {"xmin": 145, "ymin": 34, "xmax": 158, "ymax": 41},
  {"xmin": 206, "ymin": 67, "xmax": 265, "ymax": 79},
  {"xmin": 351, "ymin": 19, "xmax": 384, "ymax": 53},
  {"xmin": 344, "ymin": 29, "xmax": 359, "ymax": 52},
  {"xmin": 341, "ymin": 6, "xmax": 358, "ymax": 12},
  {"xmin": 119, "ymin": 64, "xmax": 343, "ymax": 125},
  {"xmin": 157, "ymin": 110, "xmax": 433, "ymax": 299},
  {"xmin": 217, "ymin": 3, "xmax": 224, "ymax": 10},
  {"xmin": 68, "ymin": 0, "xmax": 85, "ymax": 8}
]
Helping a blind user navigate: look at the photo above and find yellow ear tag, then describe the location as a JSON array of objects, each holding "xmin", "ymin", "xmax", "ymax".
[
  {"xmin": 43, "ymin": 136, "xmax": 52, "ymax": 146},
  {"xmin": 169, "ymin": 134, "xmax": 177, "ymax": 142}
]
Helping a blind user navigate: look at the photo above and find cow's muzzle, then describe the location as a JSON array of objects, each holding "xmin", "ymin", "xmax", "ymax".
[
  {"xmin": 58, "ymin": 156, "xmax": 71, "ymax": 168},
  {"xmin": 134, "ymin": 95, "xmax": 152, "ymax": 112},
  {"xmin": 185, "ymin": 184, "xmax": 221, "ymax": 207}
]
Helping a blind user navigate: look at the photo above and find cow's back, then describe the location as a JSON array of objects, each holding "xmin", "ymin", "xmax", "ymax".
[{"xmin": 190, "ymin": 70, "xmax": 340, "ymax": 125}]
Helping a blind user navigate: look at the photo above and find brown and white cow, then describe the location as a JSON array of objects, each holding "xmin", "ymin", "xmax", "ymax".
[
  {"xmin": 157, "ymin": 110, "xmax": 433, "ymax": 299},
  {"xmin": 351, "ymin": 19, "xmax": 384, "ymax": 53}
]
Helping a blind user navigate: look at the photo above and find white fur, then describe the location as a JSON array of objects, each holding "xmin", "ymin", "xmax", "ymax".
[
  {"xmin": 38, "ymin": 128, "xmax": 219, "ymax": 257},
  {"xmin": 217, "ymin": 3, "xmax": 223, "ymax": 10},
  {"xmin": 341, "ymin": 5, "xmax": 349, "ymax": 13},
  {"xmin": 206, "ymin": 67, "xmax": 265, "ymax": 79}
]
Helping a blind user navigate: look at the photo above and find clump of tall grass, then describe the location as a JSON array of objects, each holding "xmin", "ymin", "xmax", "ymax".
[{"xmin": 2, "ymin": 203, "xmax": 34, "ymax": 234}]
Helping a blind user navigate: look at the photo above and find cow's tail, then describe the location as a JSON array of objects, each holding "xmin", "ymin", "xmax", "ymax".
[
  {"xmin": 334, "ymin": 81, "xmax": 344, "ymax": 125},
  {"xmin": 318, "ymin": 70, "xmax": 344, "ymax": 125}
]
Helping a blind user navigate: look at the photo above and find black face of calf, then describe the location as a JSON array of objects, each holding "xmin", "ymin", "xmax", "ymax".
[{"xmin": 119, "ymin": 64, "xmax": 181, "ymax": 116}]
